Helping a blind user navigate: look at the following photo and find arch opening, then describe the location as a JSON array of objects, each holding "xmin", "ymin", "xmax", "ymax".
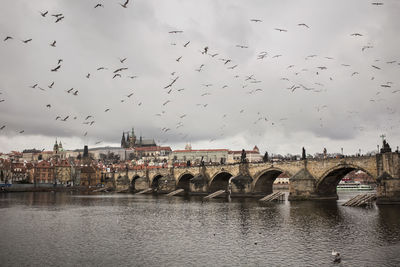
[
  {"xmin": 209, "ymin": 172, "xmax": 232, "ymax": 192},
  {"xmin": 177, "ymin": 173, "xmax": 194, "ymax": 192},
  {"xmin": 130, "ymin": 175, "xmax": 141, "ymax": 191},
  {"xmin": 151, "ymin": 175, "xmax": 163, "ymax": 191},
  {"xmin": 317, "ymin": 167, "xmax": 375, "ymax": 198},
  {"xmin": 253, "ymin": 170, "xmax": 283, "ymax": 195}
]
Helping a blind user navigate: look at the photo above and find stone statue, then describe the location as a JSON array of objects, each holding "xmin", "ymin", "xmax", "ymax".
[
  {"xmin": 241, "ymin": 149, "xmax": 247, "ymax": 163},
  {"xmin": 380, "ymin": 139, "xmax": 392, "ymax": 153},
  {"xmin": 302, "ymin": 147, "xmax": 306, "ymax": 160}
]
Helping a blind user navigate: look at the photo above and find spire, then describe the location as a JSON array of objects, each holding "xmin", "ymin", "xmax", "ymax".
[
  {"xmin": 121, "ymin": 132, "xmax": 126, "ymax": 148},
  {"xmin": 132, "ymin": 127, "xmax": 135, "ymax": 138}
]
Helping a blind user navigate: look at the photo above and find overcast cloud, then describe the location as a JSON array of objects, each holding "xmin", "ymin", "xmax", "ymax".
[{"xmin": 0, "ymin": 0, "xmax": 399, "ymax": 155}]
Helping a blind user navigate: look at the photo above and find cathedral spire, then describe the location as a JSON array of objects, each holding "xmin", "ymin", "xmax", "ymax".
[{"xmin": 121, "ymin": 132, "xmax": 126, "ymax": 148}]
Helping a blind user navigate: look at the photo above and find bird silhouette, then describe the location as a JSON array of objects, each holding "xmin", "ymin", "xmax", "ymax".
[
  {"xmin": 50, "ymin": 40, "xmax": 56, "ymax": 47},
  {"xmin": 19, "ymin": 130, "xmax": 25, "ymax": 134},
  {"xmin": 51, "ymin": 65, "xmax": 61, "ymax": 72},
  {"xmin": 94, "ymin": 4, "xmax": 104, "ymax": 8},
  {"xmin": 46, "ymin": 104, "xmax": 51, "ymax": 108},
  {"xmin": 4, "ymin": 36, "xmax": 13, "ymax": 41},
  {"xmin": 73, "ymin": 90, "xmax": 78, "ymax": 96},
  {"xmin": 104, "ymin": 108, "xmax": 110, "ymax": 112},
  {"xmin": 22, "ymin": 39, "xmax": 32, "ymax": 43},
  {"xmin": 372, "ymin": 65, "xmax": 381, "ymax": 70},
  {"xmin": 85, "ymin": 116, "xmax": 93, "ymax": 120},
  {"xmin": 298, "ymin": 23, "xmax": 309, "ymax": 28},
  {"xmin": 119, "ymin": 57, "xmax": 127, "ymax": 63},
  {"xmin": 30, "ymin": 84, "xmax": 38, "ymax": 88},
  {"xmin": 0, "ymin": 125, "xmax": 5, "ymax": 130},
  {"xmin": 113, "ymin": 74, "xmax": 122, "ymax": 79},
  {"xmin": 183, "ymin": 41, "xmax": 190, "ymax": 47},
  {"xmin": 55, "ymin": 16, "xmax": 64, "ymax": 23},
  {"xmin": 351, "ymin": 33, "xmax": 363, "ymax": 36},
  {"xmin": 275, "ymin": 28, "xmax": 287, "ymax": 32},
  {"xmin": 120, "ymin": 0, "xmax": 130, "ymax": 8},
  {"xmin": 250, "ymin": 19, "xmax": 262, "ymax": 22},
  {"xmin": 114, "ymin": 67, "xmax": 128, "ymax": 73},
  {"xmin": 169, "ymin": 30, "xmax": 183, "ymax": 34},
  {"xmin": 40, "ymin": 11, "xmax": 48, "ymax": 17},
  {"xmin": 176, "ymin": 56, "xmax": 182, "ymax": 62},
  {"xmin": 61, "ymin": 116, "xmax": 69, "ymax": 121}
]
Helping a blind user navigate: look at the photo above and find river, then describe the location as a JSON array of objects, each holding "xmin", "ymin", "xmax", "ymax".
[{"xmin": 1, "ymin": 191, "xmax": 400, "ymax": 266}]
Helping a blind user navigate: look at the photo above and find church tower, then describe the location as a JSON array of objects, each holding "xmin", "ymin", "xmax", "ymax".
[
  {"xmin": 53, "ymin": 139, "xmax": 59, "ymax": 153},
  {"xmin": 121, "ymin": 132, "xmax": 126, "ymax": 148},
  {"xmin": 129, "ymin": 128, "xmax": 136, "ymax": 148}
]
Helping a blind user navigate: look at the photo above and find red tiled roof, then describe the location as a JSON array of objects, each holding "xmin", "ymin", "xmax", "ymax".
[{"xmin": 134, "ymin": 146, "xmax": 172, "ymax": 152}]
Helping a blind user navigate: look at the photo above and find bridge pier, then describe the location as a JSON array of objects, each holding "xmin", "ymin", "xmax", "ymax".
[
  {"xmin": 288, "ymin": 167, "xmax": 319, "ymax": 201},
  {"xmin": 230, "ymin": 163, "xmax": 253, "ymax": 196},
  {"xmin": 376, "ymin": 152, "xmax": 400, "ymax": 204}
]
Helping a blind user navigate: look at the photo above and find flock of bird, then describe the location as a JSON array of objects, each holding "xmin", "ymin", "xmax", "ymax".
[{"xmin": 0, "ymin": 1, "xmax": 399, "ymax": 151}]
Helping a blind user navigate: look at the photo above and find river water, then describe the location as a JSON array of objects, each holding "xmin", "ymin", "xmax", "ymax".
[{"xmin": 1, "ymin": 191, "xmax": 400, "ymax": 267}]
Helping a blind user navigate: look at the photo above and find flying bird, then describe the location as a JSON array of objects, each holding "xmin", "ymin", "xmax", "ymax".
[
  {"xmin": 274, "ymin": 28, "xmax": 287, "ymax": 32},
  {"xmin": 169, "ymin": 30, "xmax": 183, "ymax": 34},
  {"xmin": 0, "ymin": 125, "xmax": 5, "ymax": 130},
  {"xmin": 176, "ymin": 56, "xmax": 182, "ymax": 62},
  {"xmin": 46, "ymin": 104, "xmax": 51, "ymax": 108},
  {"xmin": 114, "ymin": 67, "xmax": 128, "ymax": 73},
  {"xmin": 97, "ymin": 67, "xmax": 106, "ymax": 71},
  {"xmin": 250, "ymin": 19, "xmax": 262, "ymax": 22},
  {"xmin": 55, "ymin": 16, "xmax": 64, "ymax": 23},
  {"xmin": 19, "ymin": 130, "xmax": 25, "ymax": 134},
  {"xmin": 94, "ymin": 4, "xmax": 104, "ymax": 8},
  {"xmin": 202, "ymin": 46, "xmax": 208, "ymax": 54},
  {"xmin": 362, "ymin": 45, "xmax": 373, "ymax": 51},
  {"xmin": 113, "ymin": 74, "xmax": 122, "ymax": 79},
  {"xmin": 119, "ymin": 57, "xmax": 127, "ymax": 63},
  {"xmin": 30, "ymin": 84, "xmax": 38, "ymax": 88},
  {"xmin": 351, "ymin": 33, "xmax": 363, "ymax": 36},
  {"xmin": 183, "ymin": 41, "xmax": 190, "ymax": 47},
  {"xmin": 371, "ymin": 2, "xmax": 384, "ymax": 5},
  {"xmin": 57, "ymin": 59, "xmax": 63, "ymax": 65},
  {"xmin": 52, "ymin": 13, "xmax": 63, "ymax": 18},
  {"xmin": 298, "ymin": 23, "xmax": 309, "ymax": 28},
  {"xmin": 236, "ymin": 45, "xmax": 248, "ymax": 48},
  {"xmin": 127, "ymin": 93, "xmax": 134, "ymax": 98},
  {"xmin": 66, "ymin": 88, "xmax": 74, "ymax": 93},
  {"xmin": 372, "ymin": 65, "xmax": 381, "ymax": 70},
  {"xmin": 51, "ymin": 65, "xmax": 61, "ymax": 72},
  {"xmin": 50, "ymin": 40, "xmax": 56, "ymax": 47},
  {"xmin": 163, "ymin": 100, "xmax": 171, "ymax": 106},
  {"xmin": 104, "ymin": 108, "xmax": 110, "ymax": 112},
  {"xmin": 22, "ymin": 38, "xmax": 32, "ymax": 43},
  {"xmin": 40, "ymin": 11, "xmax": 48, "ymax": 17},
  {"xmin": 3, "ymin": 36, "xmax": 13, "ymax": 41},
  {"xmin": 86, "ymin": 73, "xmax": 90, "ymax": 78},
  {"xmin": 73, "ymin": 90, "xmax": 78, "ymax": 96},
  {"xmin": 120, "ymin": 0, "xmax": 130, "ymax": 8}
]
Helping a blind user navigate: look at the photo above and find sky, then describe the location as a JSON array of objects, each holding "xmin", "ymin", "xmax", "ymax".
[{"xmin": 0, "ymin": 0, "xmax": 399, "ymax": 156}]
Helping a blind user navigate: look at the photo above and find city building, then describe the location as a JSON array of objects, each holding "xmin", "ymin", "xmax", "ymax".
[
  {"xmin": 170, "ymin": 144, "xmax": 229, "ymax": 165},
  {"xmin": 34, "ymin": 160, "xmax": 54, "ymax": 184},
  {"xmin": 227, "ymin": 146, "xmax": 263, "ymax": 163},
  {"xmin": 54, "ymin": 159, "xmax": 72, "ymax": 185},
  {"xmin": 121, "ymin": 128, "xmax": 157, "ymax": 149}
]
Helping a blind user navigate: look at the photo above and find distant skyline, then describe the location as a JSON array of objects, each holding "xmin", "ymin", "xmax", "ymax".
[{"xmin": 1, "ymin": 0, "xmax": 399, "ymax": 155}]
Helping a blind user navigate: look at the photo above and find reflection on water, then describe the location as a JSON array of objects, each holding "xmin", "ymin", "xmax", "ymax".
[{"xmin": 1, "ymin": 192, "xmax": 400, "ymax": 266}]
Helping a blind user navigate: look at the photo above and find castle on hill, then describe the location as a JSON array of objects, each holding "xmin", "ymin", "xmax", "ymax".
[{"xmin": 120, "ymin": 128, "xmax": 157, "ymax": 149}]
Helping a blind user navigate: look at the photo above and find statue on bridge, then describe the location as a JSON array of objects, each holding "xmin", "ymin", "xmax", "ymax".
[
  {"xmin": 380, "ymin": 139, "xmax": 392, "ymax": 153},
  {"xmin": 240, "ymin": 149, "xmax": 247, "ymax": 163},
  {"xmin": 302, "ymin": 147, "xmax": 306, "ymax": 160}
]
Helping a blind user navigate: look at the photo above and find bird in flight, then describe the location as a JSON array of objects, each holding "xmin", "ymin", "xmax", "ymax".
[
  {"xmin": 46, "ymin": 104, "xmax": 51, "ymax": 108},
  {"xmin": 362, "ymin": 45, "xmax": 373, "ymax": 51},
  {"xmin": 22, "ymin": 38, "xmax": 32, "ymax": 43},
  {"xmin": 183, "ymin": 41, "xmax": 190, "ymax": 47},
  {"xmin": 176, "ymin": 56, "xmax": 182, "ymax": 62},
  {"xmin": 104, "ymin": 108, "xmax": 110, "ymax": 112},
  {"xmin": 30, "ymin": 84, "xmax": 38, "ymax": 89},
  {"xmin": 48, "ymin": 82, "xmax": 54, "ymax": 88},
  {"xmin": 275, "ymin": 28, "xmax": 287, "ymax": 32},
  {"xmin": 113, "ymin": 74, "xmax": 122, "ymax": 79},
  {"xmin": 119, "ymin": 57, "xmax": 127, "ymax": 63},
  {"xmin": 127, "ymin": 93, "xmax": 134, "ymax": 98},
  {"xmin": 227, "ymin": 65, "xmax": 238, "ymax": 69},
  {"xmin": 351, "ymin": 33, "xmax": 363, "ymax": 36},
  {"xmin": 4, "ymin": 36, "xmax": 13, "ymax": 41},
  {"xmin": 298, "ymin": 23, "xmax": 309, "ymax": 28},
  {"xmin": 371, "ymin": 2, "xmax": 383, "ymax": 5},
  {"xmin": 372, "ymin": 65, "xmax": 381, "ymax": 70},
  {"xmin": 0, "ymin": 125, "xmax": 5, "ymax": 130},
  {"xmin": 61, "ymin": 116, "xmax": 69, "ymax": 121},
  {"xmin": 94, "ymin": 4, "xmax": 104, "ymax": 8},
  {"xmin": 202, "ymin": 46, "xmax": 208, "ymax": 54},
  {"xmin": 40, "ymin": 11, "xmax": 48, "ymax": 17},
  {"xmin": 120, "ymin": 0, "xmax": 130, "ymax": 8},
  {"xmin": 169, "ymin": 30, "xmax": 183, "ymax": 34},
  {"xmin": 85, "ymin": 115, "xmax": 93, "ymax": 120},
  {"xmin": 97, "ymin": 67, "xmax": 106, "ymax": 71},
  {"xmin": 163, "ymin": 100, "xmax": 171, "ymax": 106},
  {"xmin": 55, "ymin": 16, "xmax": 64, "ymax": 23},
  {"xmin": 51, "ymin": 65, "xmax": 61, "ymax": 72},
  {"xmin": 86, "ymin": 73, "xmax": 90, "ymax": 78},
  {"xmin": 164, "ymin": 76, "xmax": 179, "ymax": 89},
  {"xmin": 19, "ymin": 130, "xmax": 25, "ymax": 134},
  {"xmin": 236, "ymin": 45, "xmax": 248, "ymax": 48},
  {"xmin": 250, "ymin": 19, "xmax": 262, "ymax": 22},
  {"xmin": 52, "ymin": 13, "xmax": 63, "ymax": 18},
  {"xmin": 66, "ymin": 88, "xmax": 74, "ymax": 93},
  {"xmin": 114, "ymin": 67, "xmax": 128, "ymax": 73},
  {"xmin": 50, "ymin": 40, "xmax": 56, "ymax": 47},
  {"xmin": 57, "ymin": 59, "xmax": 63, "ymax": 65}
]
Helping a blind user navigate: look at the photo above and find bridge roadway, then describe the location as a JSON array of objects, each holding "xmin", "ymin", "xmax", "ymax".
[{"xmin": 113, "ymin": 152, "xmax": 400, "ymax": 204}]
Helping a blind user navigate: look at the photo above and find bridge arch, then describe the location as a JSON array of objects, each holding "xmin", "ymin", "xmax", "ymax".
[
  {"xmin": 176, "ymin": 172, "xmax": 195, "ymax": 192},
  {"xmin": 209, "ymin": 171, "xmax": 233, "ymax": 192},
  {"xmin": 130, "ymin": 175, "xmax": 141, "ymax": 191},
  {"xmin": 151, "ymin": 174, "xmax": 164, "ymax": 190},
  {"xmin": 252, "ymin": 168, "xmax": 288, "ymax": 195},
  {"xmin": 316, "ymin": 164, "xmax": 375, "ymax": 197}
]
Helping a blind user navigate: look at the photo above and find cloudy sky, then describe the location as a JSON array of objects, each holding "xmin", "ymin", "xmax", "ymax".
[{"xmin": 0, "ymin": 0, "xmax": 399, "ymax": 156}]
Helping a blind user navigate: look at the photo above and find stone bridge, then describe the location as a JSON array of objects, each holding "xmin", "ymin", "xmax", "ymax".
[{"xmin": 114, "ymin": 152, "xmax": 400, "ymax": 204}]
